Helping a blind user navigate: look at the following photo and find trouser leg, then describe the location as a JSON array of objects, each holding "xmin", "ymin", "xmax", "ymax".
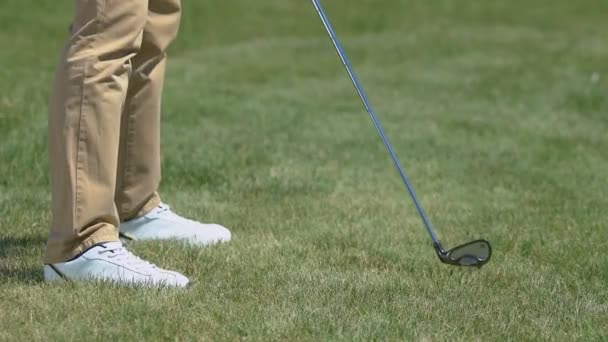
[
  {"xmin": 115, "ymin": 0, "xmax": 182, "ymax": 221},
  {"xmin": 45, "ymin": 0, "xmax": 149, "ymax": 263}
]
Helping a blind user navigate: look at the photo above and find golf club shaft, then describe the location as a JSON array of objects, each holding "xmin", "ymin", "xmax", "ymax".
[{"xmin": 311, "ymin": 0, "xmax": 441, "ymax": 246}]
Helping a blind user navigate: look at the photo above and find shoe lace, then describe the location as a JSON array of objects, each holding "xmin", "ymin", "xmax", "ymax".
[
  {"xmin": 153, "ymin": 203, "xmax": 207, "ymax": 225},
  {"xmin": 154, "ymin": 203, "xmax": 171, "ymax": 215},
  {"xmin": 98, "ymin": 245, "xmax": 157, "ymax": 271}
]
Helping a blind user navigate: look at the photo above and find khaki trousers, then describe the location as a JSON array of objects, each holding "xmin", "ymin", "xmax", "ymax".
[{"xmin": 45, "ymin": 0, "xmax": 181, "ymax": 263}]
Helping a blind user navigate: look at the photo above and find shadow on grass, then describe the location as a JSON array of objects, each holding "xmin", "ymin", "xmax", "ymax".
[
  {"xmin": 0, "ymin": 266, "xmax": 42, "ymax": 283},
  {"xmin": 0, "ymin": 235, "xmax": 45, "ymax": 283}
]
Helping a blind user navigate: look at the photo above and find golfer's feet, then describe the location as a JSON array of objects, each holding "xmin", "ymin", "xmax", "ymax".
[
  {"xmin": 43, "ymin": 241, "xmax": 189, "ymax": 288},
  {"xmin": 119, "ymin": 203, "xmax": 231, "ymax": 246}
]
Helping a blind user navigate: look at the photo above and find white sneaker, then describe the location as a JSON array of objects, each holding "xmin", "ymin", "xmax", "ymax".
[
  {"xmin": 43, "ymin": 241, "xmax": 189, "ymax": 288},
  {"xmin": 119, "ymin": 203, "xmax": 231, "ymax": 246}
]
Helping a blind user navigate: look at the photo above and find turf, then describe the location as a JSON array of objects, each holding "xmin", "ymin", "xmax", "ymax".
[{"xmin": 1, "ymin": 0, "xmax": 608, "ymax": 340}]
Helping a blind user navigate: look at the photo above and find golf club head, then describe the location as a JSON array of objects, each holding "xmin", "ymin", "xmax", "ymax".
[{"xmin": 433, "ymin": 239, "xmax": 491, "ymax": 267}]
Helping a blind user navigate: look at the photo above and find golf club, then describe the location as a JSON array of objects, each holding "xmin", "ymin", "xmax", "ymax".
[{"xmin": 311, "ymin": 0, "xmax": 492, "ymax": 267}]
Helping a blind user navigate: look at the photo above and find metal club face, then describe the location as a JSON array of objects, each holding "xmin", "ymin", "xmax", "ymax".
[{"xmin": 434, "ymin": 240, "xmax": 492, "ymax": 267}]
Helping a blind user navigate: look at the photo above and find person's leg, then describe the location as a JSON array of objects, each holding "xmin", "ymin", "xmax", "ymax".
[
  {"xmin": 114, "ymin": 0, "xmax": 182, "ymax": 221},
  {"xmin": 45, "ymin": 0, "xmax": 150, "ymax": 264},
  {"xmin": 115, "ymin": 0, "xmax": 231, "ymax": 246}
]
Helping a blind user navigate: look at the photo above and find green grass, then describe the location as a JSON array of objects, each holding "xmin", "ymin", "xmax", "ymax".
[{"xmin": 1, "ymin": 0, "xmax": 608, "ymax": 340}]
